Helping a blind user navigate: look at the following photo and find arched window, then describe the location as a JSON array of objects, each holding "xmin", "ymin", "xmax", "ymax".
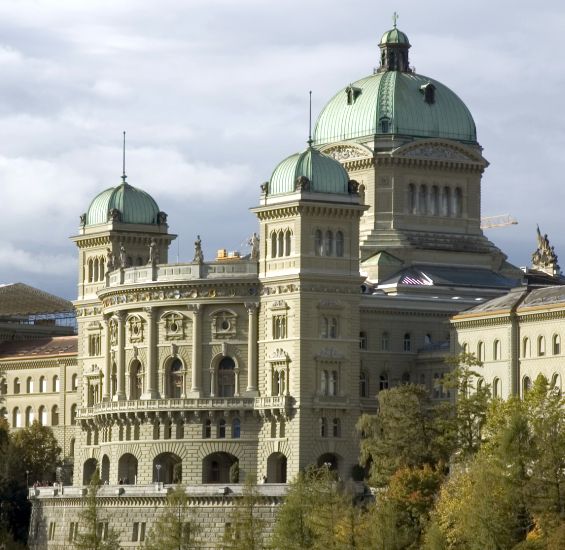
[
  {"xmin": 332, "ymin": 418, "xmax": 341, "ymax": 438},
  {"xmin": 441, "ymin": 187, "xmax": 451, "ymax": 216},
  {"xmin": 493, "ymin": 340, "xmax": 501, "ymax": 360},
  {"xmin": 0, "ymin": 378, "xmax": 6, "ymax": 395},
  {"xmin": 359, "ymin": 372, "xmax": 368, "ymax": 397},
  {"xmin": 538, "ymin": 336, "xmax": 546, "ymax": 356},
  {"xmin": 218, "ymin": 357, "xmax": 236, "ymax": 397},
  {"xmin": 70, "ymin": 438, "xmax": 75, "ymax": 458},
  {"xmin": 39, "ymin": 376, "xmax": 46, "ymax": 393},
  {"xmin": 431, "ymin": 185, "xmax": 439, "ymax": 215},
  {"xmin": 111, "ymin": 364, "xmax": 117, "ymax": 396},
  {"xmin": 492, "ymin": 377, "xmax": 500, "ymax": 397},
  {"xmin": 232, "ymin": 418, "xmax": 241, "ymax": 439},
  {"xmin": 26, "ymin": 377, "xmax": 33, "ymax": 393},
  {"xmin": 204, "ymin": 419, "xmax": 211, "ymax": 438},
  {"xmin": 455, "ymin": 187, "xmax": 463, "ymax": 217},
  {"xmin": 38, "ymin": 406, "xmax": 47, "ymax": 426},
  {"xmin": 462, "ymin": 342, "xmax": 469, "ymax": 354},
  {"xmin": 168, "ymin": 358, "xmax": 183, "ymax": 398},
  {"xmin": 277, "ymin": 232, "xmax": 284, "ymax": 258},
  {"xmin": 553, "ymin": 334, "xmax": 561, "ymax": 355},
  {"xmin": 285, "ymin": 230, "xmax": 292, "ymax": 256},
  {"xmin": 322, "ymin": 316, "xmax": 338, "ymax": 339},
  {"xmin": 53, "ymin": 376, "xmax": 60, "ymax": 392},
  {"xmin": 72, "ymin": 373, "xmax": 78, "ymax": 391},
  {"xmin": 130, "ymin": 360, "xmax": 143, "ymax": 400},
  {"xmin": 13, "ymin": 407, "xmax": 21, "ymax": 428},
  {"xmin": 522, "ymin": 337, "xmax": 530, "ymax": 358},
  {"xmin": 314, "ymin": 230, "xmax": 323, "ymax": 256},
  {"xmin": 329, "ymin": 371, "xmax": 338, "ymax": 396},
  {"xmin": 324, "ymin": 231, "xmax": 333, "ymax": 256},
  {"xmin": 25, "ymin": 406, "xmax": 34, "ymax": 426},
  {"xmin": 381, "ymin": 332, "xmax": 390, "ymax": 352},
  {"xmin": 477, "ymin": 342, "xmax": 485, "ymax": 362},
  {"xmin": 271, "ymin": 232, "xmax": 277, "ymax": 258},
  {"xmin": 403, "ymin": 333, "xmax": 412, "ymax": 352},
  {"xmin": 335, "ymin": 231, "xmax": 344, "ymax": 257},
  {"xmin": 408, "ymin": 183, "xmax": 416, "ymax": 213},
  {"xmin": 51, "ymin": 405, "xmax": 59, "ymax": 426},
  {"xmin": 99, "ymin": 258, "xmax": 105, "ymax": 279},
  {"xmin": 93, "ymin": 258, "xmax": 99, "ymax": 282},
  {"xmin": 419, "ymin": 185, "xmax": 428, "ymax": 214},
  {"xmin": 218, "ymin": 419, "xmax": 226, "ymax": 439},
  {"xmin": 70, "ymin": 404, "xmax": 77, "ymax": 425},
  {"xmin": 522, "ymin": 376, "xmax": 532, "ymax": 396},
  {"xmin": 319, "ymin": 417, "xmax": 327, "ymax": 438},
  {"xmin": 379, "ymin": 373, "xmax": 389, "ymax": 391},
  {"xmin": 14, "ymin": 378, "xmax": 20, "ymax": 395}
]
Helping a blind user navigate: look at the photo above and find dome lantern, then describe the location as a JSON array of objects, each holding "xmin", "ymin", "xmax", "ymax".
[{"xmin": 377, "ymin": 13, "xmax": 411, "ymax": 73}]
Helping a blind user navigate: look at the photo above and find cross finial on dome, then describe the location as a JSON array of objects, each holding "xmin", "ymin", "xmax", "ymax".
[
  {"xmin": 392, "ymin": 11, "xmax": 399, "ymax": 28},
  {"xmin": 121, "ymin": 131, "xmax": 127, "ymax": 183}
]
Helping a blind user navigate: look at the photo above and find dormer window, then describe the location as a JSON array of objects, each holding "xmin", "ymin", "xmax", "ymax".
[
  {"xmin": 420, "ymin": 82, "xmax": 436, "ymax": 104},
  {"xmin": 346, "ymin": 85, "xmax": 362, "ymax": 105}
]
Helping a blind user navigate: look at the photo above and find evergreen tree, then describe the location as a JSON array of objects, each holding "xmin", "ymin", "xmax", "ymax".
[
  {"xmin": 74, "ymin": 469, "xmax": 121, "ymax": 550},
  {"xmin": 143, "ymin": 485, "xmax": 200, "ymax": 550},
  {"xmin": 222, "ymin": 475, "xmax": 265, "ymax": 550}
]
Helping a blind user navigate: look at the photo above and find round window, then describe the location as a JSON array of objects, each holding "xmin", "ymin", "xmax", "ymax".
[
  {"xmin": 170, "ymin": 322, "xmax": 178, "ymax": 333},
  {"xmin": 133, "ymin": 325, "xmax": 139, "ymax": 335},
  {"xmin": 220, "ymin": 319, "xmax": 230, "ymax": 331}
]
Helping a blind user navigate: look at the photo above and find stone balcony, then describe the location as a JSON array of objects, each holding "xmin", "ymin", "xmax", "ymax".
[
  {"xmin": 78, "ymin": 395, "xmax": 292, "ymax": 418},
  {"xmin": 106, "ymin": 261, "xmax": 258, "ymax": 288}
]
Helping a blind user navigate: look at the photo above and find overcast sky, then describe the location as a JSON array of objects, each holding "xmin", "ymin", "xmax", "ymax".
[{"xmin": 0, "ymin": 0, "xmax": 563, "ymax": 299}]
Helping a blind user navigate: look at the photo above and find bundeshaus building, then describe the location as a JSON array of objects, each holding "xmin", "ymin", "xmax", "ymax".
[{"xmin": 1, "ymin": 23, "xmax": 561, "ymax": 549}]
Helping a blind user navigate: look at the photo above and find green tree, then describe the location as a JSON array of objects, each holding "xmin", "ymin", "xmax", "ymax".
[
  {"xmin": 143, "ymin": 485, "xmax": 200, "ymax": 550},
  {"xmin": 222, "ymin": 475, "xmax": 265, "ymax": 550},
  {"xmin": 10, "ymin": 421, "xmax": 61, "ymax": 484},
  {"xmin": 74, "ymin": 469, "xmax": 121, "ymax": 550},
  {"xmin": 357, "ymin": 384, "xmax": 452, "ymax": 486},
  {"xmin": 271, "ymin": 469, "xmax": 315, "ymax": 550},
  {"xmin": 442, "ymin": 352, "xmax": 491, "ymax": 460}
]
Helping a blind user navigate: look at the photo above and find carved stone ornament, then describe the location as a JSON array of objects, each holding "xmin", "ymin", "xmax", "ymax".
[
  {"xmin": 157, "ymin": 211, "xmax": 168, "ymax": 224},
  {"xmin": 401, "ymin": 144, "xmax": 474, "ymax": 161},
  {"xmin": 315, "ymin": 348, "xmax": 345, "ymax": 361},
  {"xmin": 268, "ymin": 348, "xmax": 289, "ymax": 361},
  {"xmin": 532, "ymin": 225, "xmax": 561, "ymax": 275},
  {"xmin": 108, "ymin": 208, "xmax": 121, "ymax": 222},
  {"xmin": 295, "ymin": 176, "xmax": 311, "ymax": 192},
  {"xmin": 323, "ymin": 145, "xmax": 372, "ymax": 161},
  {"xmin": 260, "ymin": 181, "xmax": 269, "ymax": 194},
  {"xmin": 318, "ymin": 300, "xmax": 343, "ymax": 310},
  {"xmin": 79, "ymin": 213, "xmax": 87, "ymax": 226},
  {"xmin": 270, "ymin": 300, "xmax": 288, "ymax": 310}
]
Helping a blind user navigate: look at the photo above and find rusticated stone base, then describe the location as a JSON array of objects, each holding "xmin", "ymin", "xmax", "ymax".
[{"xmin": 28, "ymin": 483, "xmax": 286, "ymax": 550}]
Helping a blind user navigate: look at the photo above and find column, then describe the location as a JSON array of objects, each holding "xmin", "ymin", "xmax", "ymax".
[
  {"xmin": 103, "ymin": 318, "xmax": 111, "ymax": 401},
  {"xmin": 115, "ymin": 312, "xmax": 126, "ymax": 401},
  {"xmin": 189, "ymin": 305, "xmax": 202, "ymax": 397},
  {"xmin": 142, "ymin": 307, "xmax": 160, "ymax": 399},
  {"xmin": 245, "ymin": 302, "xmax": 258, "ymax": 395}
]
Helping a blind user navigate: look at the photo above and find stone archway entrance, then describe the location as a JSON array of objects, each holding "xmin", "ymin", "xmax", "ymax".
[
  {"xmin": 202, "ymin": 452, "xmax": 238, "ymax": 484},
  {"xmin": 153, "ymin": 452, "xmax": 182, "ymax": 484},
  {"xmin": 266, "ymin": 452, "xmax": 287, "ymax": 483}
]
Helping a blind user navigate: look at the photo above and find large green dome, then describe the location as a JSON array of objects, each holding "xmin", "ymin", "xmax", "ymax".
[
  {"xmin": 85, "ymin": 181, "xmax": 161, "ymax": 226},
  {"xmin": 268, "ymin": 146, "xmax": 349, "ymax": 196},
  {"xmin": 313, "ymin": 26, "xmax": 477, "ymax": 146}
]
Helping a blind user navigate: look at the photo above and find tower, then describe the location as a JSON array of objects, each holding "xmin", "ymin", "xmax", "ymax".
[
  {"xmin": 313, "ymin": 25, "xmax": 518, "ymax": 282},
  {"xmin": 252, "ymin": 145, "xmax": 367, "ymax": 478}
]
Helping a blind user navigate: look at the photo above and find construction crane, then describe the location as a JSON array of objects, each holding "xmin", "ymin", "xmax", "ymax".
[{"xmin": 480, "ymin": 214, "xmax": 518, "ymax": 230}]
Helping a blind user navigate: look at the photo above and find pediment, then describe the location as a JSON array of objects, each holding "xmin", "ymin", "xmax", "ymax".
[
  {"xmin": 319, "ymin": 143, "xmax": 373, "ymax": 161},
  {"xmin": 393, "ymin": 140, "xmax": 486, "ymax": 164}
]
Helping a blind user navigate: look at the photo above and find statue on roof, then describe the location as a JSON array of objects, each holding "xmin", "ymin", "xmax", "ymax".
[
  {"xmin": 148, "ymin": 239, "xmax": 159, "ymax": 266},
  {"xmin": 248, "ymin": 232, "xmax": 260, "ymax": 261},
  {"xmin": 193, "ymin": 235, "xmax": 204, "ymax": 264},
  {"xmin": 119, "ymin": 244, "xmax": 127, "ymax": 268},
  {"xmin": 532, "ymin": 225, "xmax": 560, "ymax": 275},
  {"xmin": 106, "ymin": 248, "xmax": 115, "ymax": 272}
]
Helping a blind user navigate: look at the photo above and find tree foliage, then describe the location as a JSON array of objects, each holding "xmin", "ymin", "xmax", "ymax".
[
  {"xmin": 143, "ymin": 485, "xmax": 200, "ymax": 550},
  {"xmin": 74, "ymin": 469, "xmax": 121, "ymax": 550}
]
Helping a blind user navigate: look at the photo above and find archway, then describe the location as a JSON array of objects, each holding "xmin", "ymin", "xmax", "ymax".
[
  {"xmin": 266, "ymin": 452, "xmax": 287, "ymax": 483},
  {"xmin": 153, "ymin": 452, "xmax": 182, "ymax": 484},
  {"xmin": 317, "ymin": 453, "xmax": 339, "ymax": 472},
  {"xmin": 101, "ymin": 455, "xmax": 110, "ymax": 484},
  {"xmin": 83, "ymin": 458, "xmax": 98, "ymax": 485},
  {"xmin": 118, "ymin": 453, "xmax": 138, "ymax": 484},
  {"xmin": 202, "ymin": 452, "xmax": 238, "ymax": 484},
  {"xmin": 218, "ymin": 357, "xmax": 235, "ymax": 397},
  {"xmin": 130, "ymin": 360, "xmax": 143, "ymax": 400},
  {"xmin": 166, "ymin": 358, "xmax": 184, "ymax": 398}
]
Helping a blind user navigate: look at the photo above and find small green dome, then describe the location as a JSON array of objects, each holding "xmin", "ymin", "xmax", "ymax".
[
  {"xmin": 313, "ymin": 71, "xmax": 477, "ymax": 145},
  {"xmin": 268, "ymin": 147, "xmax": 349, "ymax": 196},
  {"xmin": 85, "ymin": 180, "xmax": 161, "ymax": 226},
  {"xmin": 380, "ymin": 27, "xmax": 410, "ymax": 45}
]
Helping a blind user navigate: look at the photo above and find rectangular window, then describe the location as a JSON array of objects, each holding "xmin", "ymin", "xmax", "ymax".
[
  {"xmin": 97, "ymin": 522, "xmax": 108, "ymax": 541},
  {"xmin": 69, "ymin": 522, "xmax": 78, "ymax": 542},
  {"xmin": 359, "ymin": 332, "xmax": 367, "ymax": 350},
  {"xmin": 140, "ymin": 522, "xmax": 146, "ymax": 542},
  {"xmin": 48, "ymin": 522, "xmax": 56, "ymax": 541},
  {"xmin": 272, "ymin": 315, "xmax": 287, "ymax": 339}
]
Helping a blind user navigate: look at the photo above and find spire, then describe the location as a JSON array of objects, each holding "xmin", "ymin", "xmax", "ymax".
[
  {"xmin": 307, "ymin": 90, "xmax": 313, "ymax": 147},
  {"xmin": 121, "ymin": 131, "xmax": 127, "ymax": 183},
  {"xmin": 377, "ymin": 16, "xmax": 411, "ymax": 73}
]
